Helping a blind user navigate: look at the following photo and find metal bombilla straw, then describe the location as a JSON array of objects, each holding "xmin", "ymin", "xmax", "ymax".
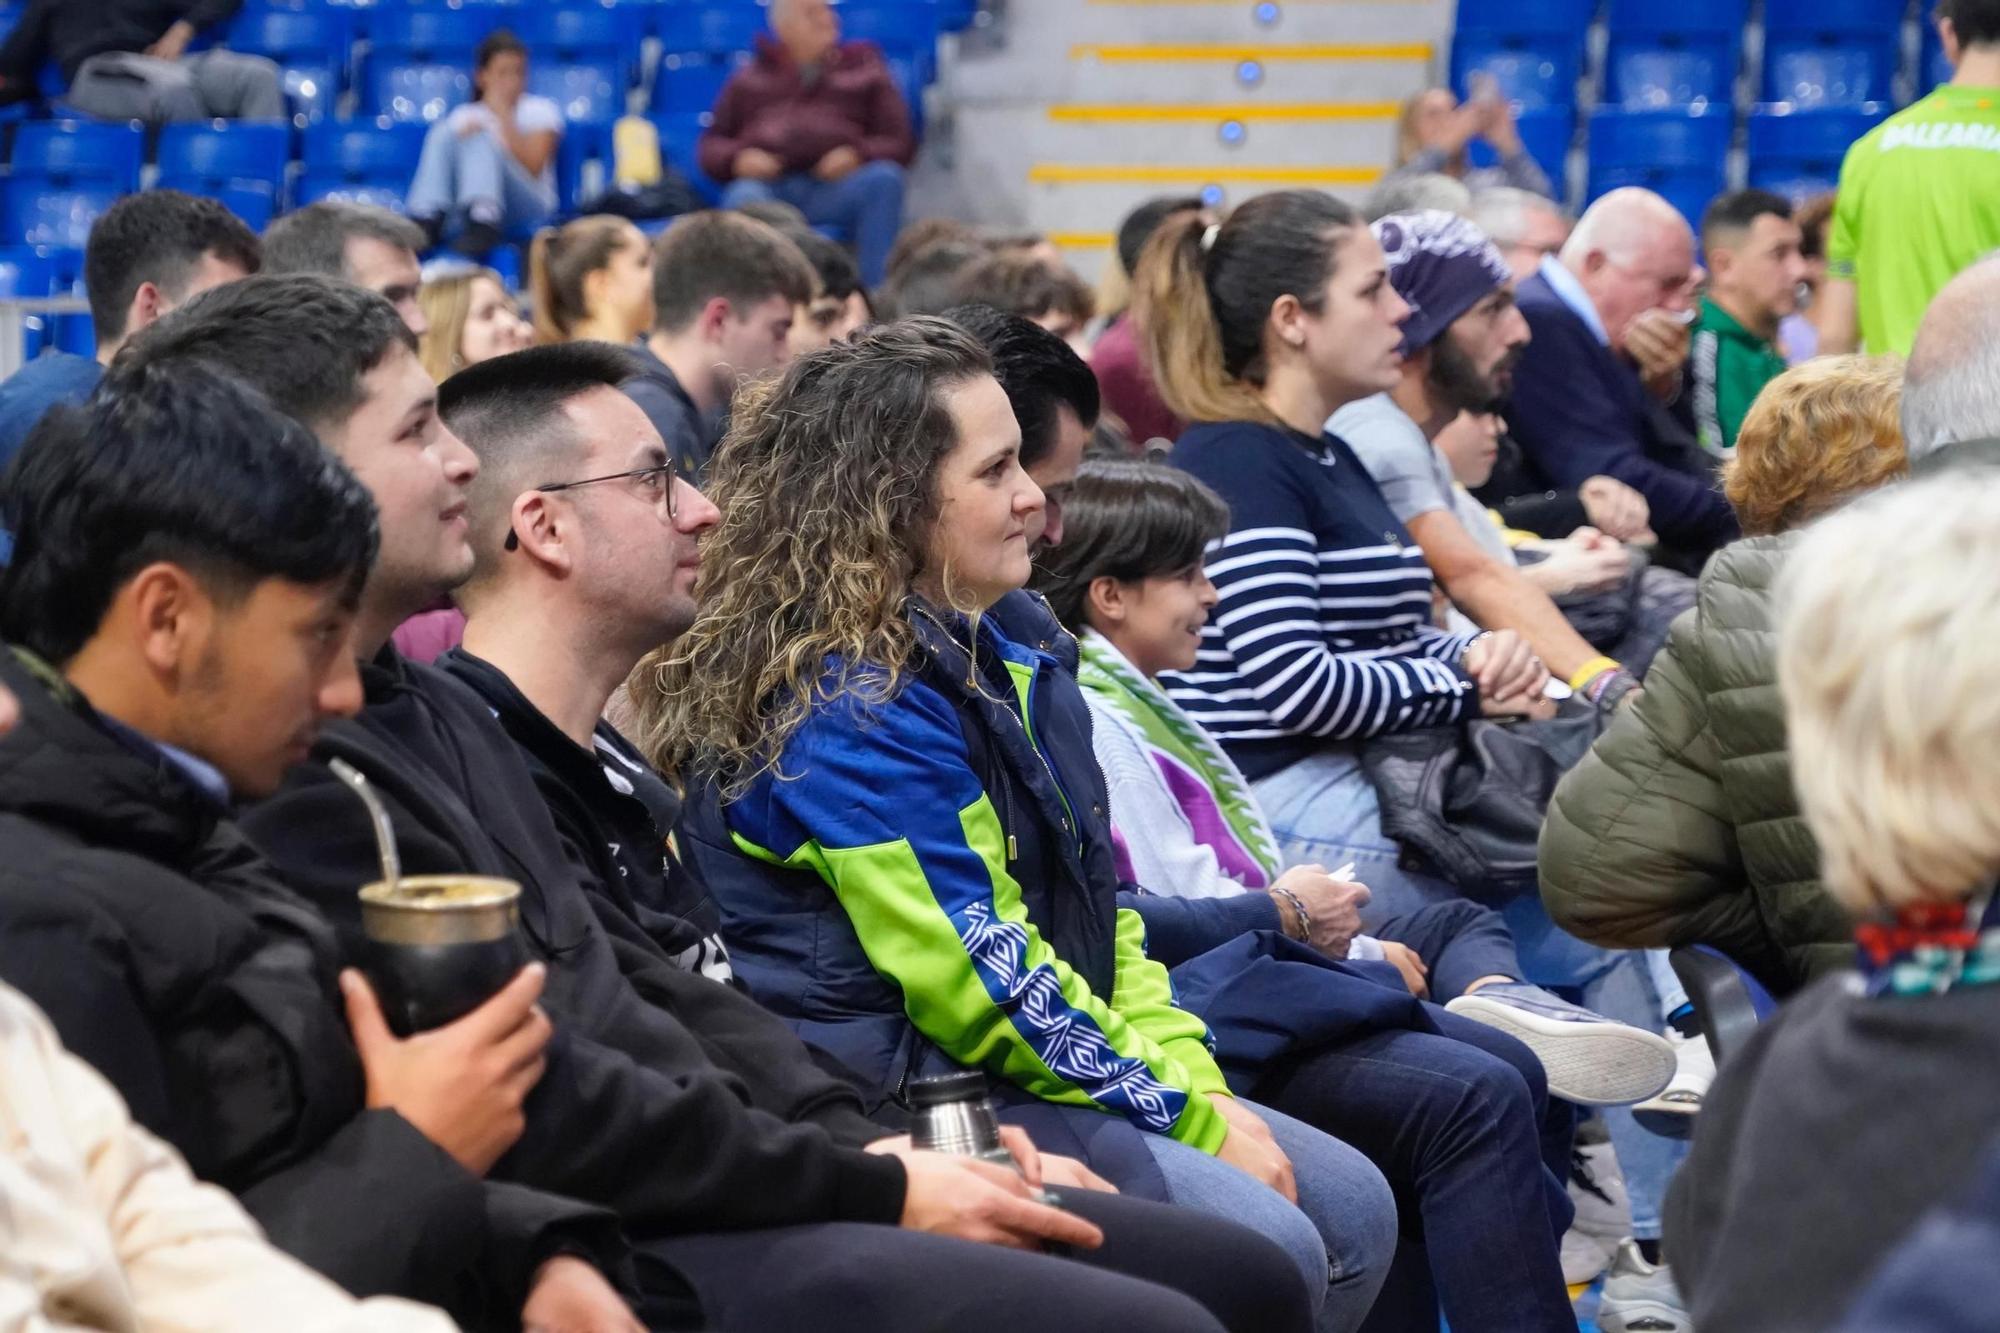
[{"xmin": 329, "ymin": 758, "xmax": 401, "ymax": 893}]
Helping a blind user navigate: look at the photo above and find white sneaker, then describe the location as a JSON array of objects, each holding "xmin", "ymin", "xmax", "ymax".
[
  {"xmin": 1562, "ymin": 1138, "xmax": 1631, "ymax": 1285},
  {"xmin": 1597, "ymin": 1239, "xmax": 1692, "ymax": 1332},
  {"xmin": 1632, "ymin": 1029, "xmax": 1717, "ymax": 1139},
  {"xmin": 1444, "ymin": 982, "xmax": 1676, "ymax": 1106}
]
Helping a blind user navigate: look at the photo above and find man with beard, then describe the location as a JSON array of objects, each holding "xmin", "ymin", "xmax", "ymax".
[{"xmin": 1332, "ymin": 210, "xmax": 1642, "ymax": 707}]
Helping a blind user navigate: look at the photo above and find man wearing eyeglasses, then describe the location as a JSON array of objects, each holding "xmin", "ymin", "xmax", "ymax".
[{"xmin": 1503, "ymin": 187, "xmax": 1740, "ymax": 574}]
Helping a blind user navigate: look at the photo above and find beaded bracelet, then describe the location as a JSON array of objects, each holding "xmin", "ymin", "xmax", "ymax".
[{"xmin": 1272, "ymin": 886, "xmax": 1314, "ymax": 944}]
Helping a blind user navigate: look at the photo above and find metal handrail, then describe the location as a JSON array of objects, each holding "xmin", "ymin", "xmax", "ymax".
[{"xmin": 0, "ymin": 295, "xmax": 91, "ymax": 380}]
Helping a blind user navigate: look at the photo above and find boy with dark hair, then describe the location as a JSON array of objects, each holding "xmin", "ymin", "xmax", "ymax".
[
  {"xmin": 0, "ymin": 189, "xmax": 260, "ymax": 470},
  {"xmin": 623, "ymin": 210, "xmax": 815, "ymax": 481},
  {"xmin": 784, "ymin": 226, "xmax": 871, "ymax": 355},
  {"xmin": 0, "ymin": 357, "xmax": 637, "ymax": 1330},
  {"xmin": 1691, "ymin": 190, "xmax": 1807, "ymax": 456}
]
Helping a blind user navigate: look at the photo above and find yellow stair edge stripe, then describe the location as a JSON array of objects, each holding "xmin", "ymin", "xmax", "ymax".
[
  {"xmin": 1029, "ymin": 163, "xmax": 1384, "ymax": 185},
  {"xmin": 1071, "ymin": 41, "xmax": 1432, "ymax": 62},
  {"xmin": 1048, "ymin": 232, "xmax": 1116, "ymax": 249},
  {"xmin": 1049, "ymin": 101, "xmax": 1399, "ymax": 123}
]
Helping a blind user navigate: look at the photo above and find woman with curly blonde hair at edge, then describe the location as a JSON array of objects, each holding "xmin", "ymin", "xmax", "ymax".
[
  {"xmin": 631, "ymin": 317, "xmax": 1402, "ymax": 1333},
  {"xmin": 1540, "ymin": 355, "xmax": 1909, "ymax": 1138},
  {"xmin": 1665, "ymin": 474, "xmax": 2000, "ymax": 1331}
]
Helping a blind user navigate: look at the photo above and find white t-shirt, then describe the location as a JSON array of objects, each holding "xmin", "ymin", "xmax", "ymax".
[{"xmin": 447, "ymin": 94, "xmax": 565, "ymax": 193}]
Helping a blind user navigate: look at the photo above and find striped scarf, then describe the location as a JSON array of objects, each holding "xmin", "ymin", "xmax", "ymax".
[{"xmin": 1076, "ymin": 630, "xmax": 1284, "ymax": 888}]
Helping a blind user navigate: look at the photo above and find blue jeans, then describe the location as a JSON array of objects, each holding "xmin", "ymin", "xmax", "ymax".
[
  {"xmin": 1253, "ymin": 746, "xmax": 1689, "ymax": 1239},
  {"xmin": 720, "ymin": 160, "xmax": 906, "ymax": 286},
  {"xmin": 1143, "ymin": 1098, "xmax": 1398, "ymax": 1333},
  {"xmin": 1252, "ymin": 1009, "xmax": 1577, "ymax": 1333},
  {"xmin": 407, "ymin": 120, "xmax": 557, "ymax": 233}
]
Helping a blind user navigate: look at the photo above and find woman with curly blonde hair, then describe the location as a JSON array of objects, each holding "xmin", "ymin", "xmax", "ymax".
[
  {"xmin": 1543, "ymin": 354, "xmax": 1909, "ymax": 1023},
  {"xmin": 633, "ymin": 318, "xmax": 1402, "ymax": 1333}
]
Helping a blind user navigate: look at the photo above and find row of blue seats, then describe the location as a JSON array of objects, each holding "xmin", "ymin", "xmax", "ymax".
[
  {"xmin": 1454, "ymin": 0, "xmax": 1948, "ymax": 113},
  {"xmin": 0, "ymin": 112, "xmax": 724, "ymax": 246},
  {"xmin": 0, "ymin": 0, "xmax": 951, "ymax": 124},
  {"xmin": 1514, "ymin": 103, "xmax": 1879, "ymax": 228}
]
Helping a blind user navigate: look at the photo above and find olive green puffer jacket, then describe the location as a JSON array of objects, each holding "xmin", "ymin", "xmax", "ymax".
[{"xmin": 1538, "ymin": 531, "xmax": 1855, "ymax": 996}]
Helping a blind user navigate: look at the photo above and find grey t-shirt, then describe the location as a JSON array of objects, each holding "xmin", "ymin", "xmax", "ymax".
[{"xmin": 1332, "ymin": 393, "xmax": 1517, "ymax": 567}]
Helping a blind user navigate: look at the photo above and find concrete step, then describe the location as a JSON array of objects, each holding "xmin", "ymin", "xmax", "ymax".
[{"xmin": 1033, "ymin": 99, "xmax": 1400, "ymax": 163}]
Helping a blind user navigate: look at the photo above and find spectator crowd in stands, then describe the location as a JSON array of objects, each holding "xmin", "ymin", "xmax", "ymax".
[{"xmin": 3, "ymin": 1, "xmax": 2000, "ymax": 1331}]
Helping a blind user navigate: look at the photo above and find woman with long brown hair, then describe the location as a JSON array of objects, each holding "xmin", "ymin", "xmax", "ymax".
[
  {"xmin": 634, "ymin": 318, "xmax": 1401, "ymax": 1333},
  {"xmin": 525, "ymin": 214, "xmax": 654, "ymax": 346}
]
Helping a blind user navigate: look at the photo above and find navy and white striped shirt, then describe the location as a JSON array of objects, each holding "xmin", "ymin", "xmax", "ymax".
[{"xmin": 1165, "ymin": 420, "xmax": 1479, "ymax": 780}]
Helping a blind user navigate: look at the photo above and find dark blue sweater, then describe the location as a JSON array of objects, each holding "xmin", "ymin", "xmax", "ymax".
[{"xmin": 1506, "ymin": 274, "xmax": 1738, "ymax": 568}]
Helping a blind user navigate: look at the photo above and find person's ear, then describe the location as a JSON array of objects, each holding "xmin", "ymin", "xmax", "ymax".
[
  {"xmin": 1941, "ymin": 15, "xmax": 1963, "ymax": 66},
  {"xmin": 511, "ymin": 491, "xmax": 575, "ymax": 575},
  {"xmin": 127, "ymin": 281, "xmax": 166, "ymax": 337},
  {"xmin": 125, "ymin": 562, "xmax": 212, "ymax": 681},
  {"xmin": 1086, "ymin": 575, "xmax": 1127, "ymax": 628},
  {"xmin": 1269, "ymin": 292, "xmax": 1310, "ymax": 352},
  {"xmin": 699, "ymin": 296, "xmax": 735, "ymax": 342}
]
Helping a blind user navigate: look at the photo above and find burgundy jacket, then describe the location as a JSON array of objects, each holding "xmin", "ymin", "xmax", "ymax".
[{"xmin": 697, "ymin": 35, "xmax": 915, "ymax": 181}]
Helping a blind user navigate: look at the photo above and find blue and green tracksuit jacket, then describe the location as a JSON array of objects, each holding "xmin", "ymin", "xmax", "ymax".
[{"xmin": 680, "ymin": 597, "xmax": 1232, "ymax": 1153}]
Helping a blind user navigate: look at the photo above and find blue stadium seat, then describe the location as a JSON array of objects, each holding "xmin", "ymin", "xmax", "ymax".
[
  {"xmin": 1587, "ymin": 105, "xmax": 1732, "ymax": 227},
  {"xmin": 1604, "ymin": 0, "xmax": 1744, "ymax": 109},
  {"xmin": 297, "ymin": 117, "xmax": 430, "ymax": 211},
  {"xmin": 1747, "ymin": 102, "xmax": 1889, "ymax": 202},
  {"xmin": 1450, "ymin": 34, "xmax": 1583, "ymax": 111},
  {"xmin": 365, "ymin": 4, "xmax": 499, "ymax": 123},
  {"xmin": 650, "ymin": 54, "xmax": 737, "ymax": 115},
  {"xmin": 155, "ymin": 121, "xmax": 291, "ymax": 230},
  {"xmin": 836, "ymin": 2, "xmax": 942, "ymax": 83},
  {"xmin": 156, "ymin": 120, "xmax": 291, "ymax": 190},
  {"xmin": 554, "ymin": 118, "xmax": 612, "ymax": 214},
  {"xmin": 518, "ymin": 4, "xmax": 643, "ymax": 123},
  {"xmin": 1762, "ymin": 0, "xmax": 1905, "ymax": 107},
  {"xmin": 0, "ymin": 180, "xmax": 120, "ymax": 250},
  {"xmin": 649, "ymin": 111, "xmax": 723, "ymax": 205},
  {"xmin": 654, "ymin": 3, "xmax": 766, "ymax": 57},
  {"xmin": 10, "ymin": 120, "xmax": 145, "ymax": 188},
  {"xmin": 1453, "ymin": 0, "xmax": 1597, "ymax": 31},
  {"xmin": 226, "ymin": 3, "xmax": 352, "ymax": 122},
  {"xmin": 1464, "ymin": 104, "xmax": 1573, "ymax": 187}
]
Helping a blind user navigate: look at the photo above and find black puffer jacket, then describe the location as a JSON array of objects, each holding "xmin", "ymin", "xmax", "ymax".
[
  {"xmin": 0, "ymin": 650, "xmax": 622, "ymax": 1329},
  {"xmin": 1540, "ymin": 533, "xmax": 1854, "ymax": 995}
]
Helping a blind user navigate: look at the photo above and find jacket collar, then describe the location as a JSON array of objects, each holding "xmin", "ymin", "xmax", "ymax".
[
  {"xmin": 437, "ymin": 647, "xmax": 616, "ymax": 801},
  {"xmin": 1536, "ymin": 255, "xmax": 1610, "ymax": 347},
  {"xmin": 0, "ymin": 647, "xmax": 222, "ymax": 864}
]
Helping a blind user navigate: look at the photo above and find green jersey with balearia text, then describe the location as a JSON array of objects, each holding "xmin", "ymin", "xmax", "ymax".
[{"xmin": 1828, "ymin": 86, "xmax": 2000, "ymax": 356}]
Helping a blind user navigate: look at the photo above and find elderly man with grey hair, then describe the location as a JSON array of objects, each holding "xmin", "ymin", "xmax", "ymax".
[
  {"xmin": 1470, "ymin": 187, "xmax": 1573, "ymax": 283},
  {"xmin": 1899, "ymin": 250, "xmax": 2000, "ymax": 471},
  {"xmin": 261, "ymin": 202, "xmax": 430, "ymax": 337},
  {"xmin": 1503, "ymin": 188, "xmax": 1738, "ymax": 572}
]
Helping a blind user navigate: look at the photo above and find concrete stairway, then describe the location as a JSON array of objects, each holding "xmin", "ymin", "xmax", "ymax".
[{"xmin": 920, "ymin": 0, "xmax": 1457, "ymax": 278}]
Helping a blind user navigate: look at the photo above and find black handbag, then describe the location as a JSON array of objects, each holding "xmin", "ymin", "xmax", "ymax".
[{"xmin": 1358, "ymin": 703, "xmax": 1605, "ymax": 902}]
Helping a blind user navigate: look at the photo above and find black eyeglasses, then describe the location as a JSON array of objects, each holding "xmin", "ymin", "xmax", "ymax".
[{"xmin": 504, "ymin": 463, "xmax": 678, "ymax": 551}]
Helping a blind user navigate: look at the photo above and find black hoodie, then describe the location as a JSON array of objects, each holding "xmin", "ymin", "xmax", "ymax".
[
  {"xmin": 237, "ymin": 647, "xmax": 908, "ymax": 1243},
  {"xmin": 0, "ymin": 649, "xmax": 623, "ymax": 1330}
]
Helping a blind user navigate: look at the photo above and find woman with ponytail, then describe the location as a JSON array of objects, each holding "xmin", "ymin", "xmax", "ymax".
[
  {"xmin": 525, "ymin": 215, "xmax": 654, "ymax": 345},
  {"xmin": 1135, "ymin": 191, "xmax": 1692, "ymax": 1269}
]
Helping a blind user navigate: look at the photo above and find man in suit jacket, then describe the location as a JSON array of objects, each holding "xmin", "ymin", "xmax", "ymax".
[{"xmin": 1505, "ymin": 188, "xmax": 1739, "ymax": 573}]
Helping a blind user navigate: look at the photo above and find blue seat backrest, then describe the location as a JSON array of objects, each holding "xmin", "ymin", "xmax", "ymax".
[
  {"xmin": 0, "ymin": 180, "xmax": 121, "ymax": 251},
  {"xmin": 10, "ymin": 121, "xmax": 145, "ymax": 188},
  {"xmin": 650, "ymin": 54, "xmax": 738, "ymax": 114},
  {"xmin": 156, "ymin": 121, "xmax": 292, "ymax": 187},
  {"xmin": 1763, "ymin": 39, "xmax": 1899, "ymax": 108},
  {"xmin": 1451, "ymin": 33, "xmax": 1584, "ymax": 110},
  {"xmin": 302, "ymin": 117, "xmax": 429, "ymax": 181},
  {"xmin": 649, "ymin": 110, "xmax": 723, "ymax": 204},
  {"xmin": 531, "ymin": 61, "xmax": 624, "ymax": 125},
  {"xmin": 1606, "ymin": 37, "xmax": 1738, "ymax": 109},
  {"xmin": 655, "ymin": 3, "xmax": 766, "ymax": 56}
]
